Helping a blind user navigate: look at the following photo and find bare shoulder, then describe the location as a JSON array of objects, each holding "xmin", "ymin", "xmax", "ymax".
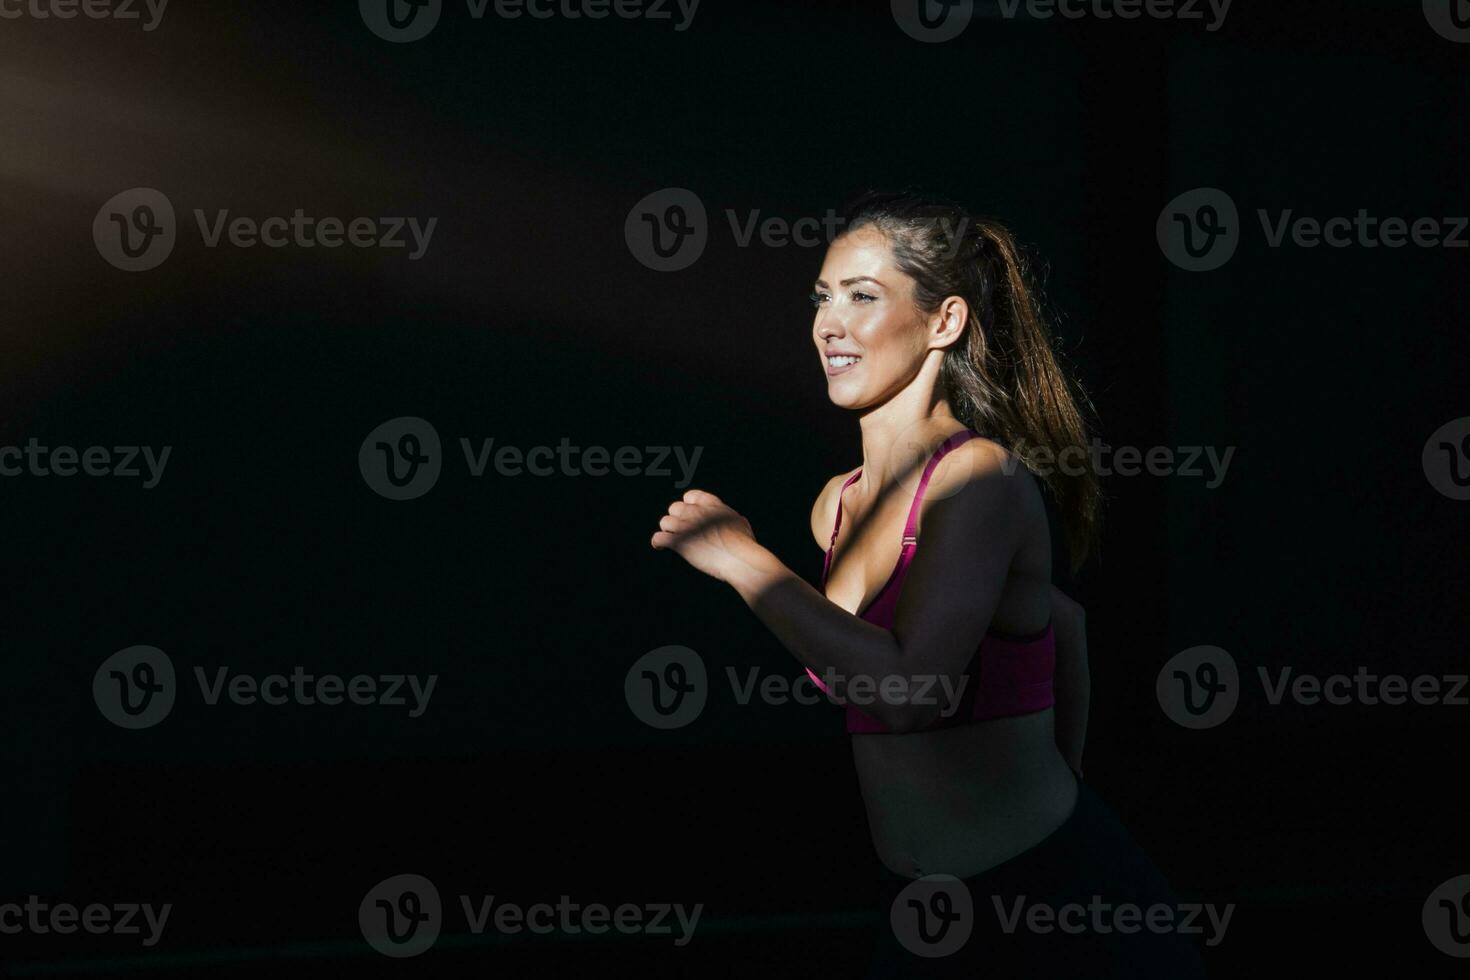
[
  {"xmin": 810, "ymin": 465, "xmax": 860, "ymax": 551},
  {"xmin": 927, "ymin": 434, "xmax": 1034, "ymax": 504},
  {"xmin": 913, "ymin": 434, "xmax": 1050, "ymax": 552}
]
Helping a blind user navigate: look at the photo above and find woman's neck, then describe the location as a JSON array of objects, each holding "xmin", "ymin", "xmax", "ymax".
[{"xmin": 855, "ymin": 378, "xmax": 967, "ymax": 502}]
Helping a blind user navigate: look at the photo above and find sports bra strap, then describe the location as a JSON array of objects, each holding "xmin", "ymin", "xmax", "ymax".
[
  {"xmin": 901, "ymin": 429, "xmax": 978, "ymax": 543},
  {"xmin": 828, "ymin": 429, "xmax": 978, "ymax": 555},
  {"xmin": 828, "ymin": 469, "xmax": 863, "ymax": 548}
]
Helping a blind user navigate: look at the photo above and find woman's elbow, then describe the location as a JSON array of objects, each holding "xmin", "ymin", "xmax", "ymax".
[
  {"xmin": 870, "ymin": 678, "xmax": 945, "ymax": 732},
  {"xmin": 1052, "ymin": 587, "xmax": 1085, "ymax": 633}
]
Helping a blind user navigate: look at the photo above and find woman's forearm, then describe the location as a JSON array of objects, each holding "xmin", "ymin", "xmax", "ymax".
[{"xmin": 722, "ymin": 541, "xmax": 919, "ymax": 728}]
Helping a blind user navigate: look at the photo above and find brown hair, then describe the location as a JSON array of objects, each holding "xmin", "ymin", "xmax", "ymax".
[{"xmin": 839, "ymin": 190, "xmax": 1101, "ymax": 570}]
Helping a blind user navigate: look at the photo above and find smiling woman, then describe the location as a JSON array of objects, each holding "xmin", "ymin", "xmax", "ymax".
[{"xmin": 652, "ymin": 190, "xmax": 1205, "ymax": 978}]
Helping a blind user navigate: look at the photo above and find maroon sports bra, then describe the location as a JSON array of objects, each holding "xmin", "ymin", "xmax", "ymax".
[{"xmin": 806, "ymin": 429, "xmax": 1056, "ymax": 734}]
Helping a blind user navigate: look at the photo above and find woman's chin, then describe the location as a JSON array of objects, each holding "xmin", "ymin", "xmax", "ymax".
[{"xmin": 825, "ymin": 386, "xmax": 868, "ymax": 410}]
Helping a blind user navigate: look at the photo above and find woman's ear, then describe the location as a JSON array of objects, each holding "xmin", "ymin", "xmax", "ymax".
[{"xmin": 931, "ymin": 295, "xmax": 969, "ymax": 350}]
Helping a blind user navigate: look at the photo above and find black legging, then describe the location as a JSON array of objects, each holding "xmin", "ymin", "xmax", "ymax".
[{"xmin": 865, "ymin": 771, "xmax": 1211, "ymax": 979}]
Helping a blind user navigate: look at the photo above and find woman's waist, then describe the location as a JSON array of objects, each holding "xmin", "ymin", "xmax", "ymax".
[{"xmin": 851, "ymin": 717, "xmax": 1076, "ymax": 876}]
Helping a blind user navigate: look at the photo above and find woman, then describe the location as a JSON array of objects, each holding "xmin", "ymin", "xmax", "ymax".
[{"xmin": 651, "ymin": 191, "xmax": 1205, "ymax": 978}]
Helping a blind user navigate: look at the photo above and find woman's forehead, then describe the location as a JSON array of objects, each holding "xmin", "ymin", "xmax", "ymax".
[{"xmin": 820, "ymin": 227, "xmax": 897, "ymax": 278}]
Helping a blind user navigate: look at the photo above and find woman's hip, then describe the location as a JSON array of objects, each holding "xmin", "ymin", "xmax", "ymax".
[{"xmin": 866, "ymin": 772, "xmax": 1207, "ymax": 979}]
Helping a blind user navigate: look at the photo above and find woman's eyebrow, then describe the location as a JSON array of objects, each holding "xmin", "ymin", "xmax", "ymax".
[{"xmin": 813, "ymin": 276, "xmax": 887, "ymax": 288}]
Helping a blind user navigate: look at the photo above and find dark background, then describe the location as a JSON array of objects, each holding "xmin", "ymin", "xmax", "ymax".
[{"xmin": 2, "ymin": 0, "xmax": 1468, "ymax": 975}]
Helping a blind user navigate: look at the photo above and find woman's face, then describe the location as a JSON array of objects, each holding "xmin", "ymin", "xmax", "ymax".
[{"xmin": 811, "ymin": 225, "xmax": 931, "ymax": 410}]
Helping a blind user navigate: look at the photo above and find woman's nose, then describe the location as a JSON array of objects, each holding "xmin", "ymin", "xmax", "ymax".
[{"xmin": 815, "ymin": 310, "xmax": 847, "ymax": 340}]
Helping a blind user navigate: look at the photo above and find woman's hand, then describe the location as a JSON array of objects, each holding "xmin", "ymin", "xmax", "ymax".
[{"xmin": 651, "ymin": 489, "xmax": 759, "ymax": 583}]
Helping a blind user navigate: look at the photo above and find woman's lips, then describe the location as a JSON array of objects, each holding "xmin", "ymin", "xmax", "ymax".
[{"xmin": 825, "ymin": 356, "xmax": 861, "ymax": 377}]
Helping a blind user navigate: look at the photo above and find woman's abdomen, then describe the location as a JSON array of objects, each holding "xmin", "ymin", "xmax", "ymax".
[{"xmin": 851, "ymin": 709, "xmax": 1078, "ymax": 879}]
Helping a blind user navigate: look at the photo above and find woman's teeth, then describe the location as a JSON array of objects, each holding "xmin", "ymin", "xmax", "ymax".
[{"xmin": 827, "ymin": 356, "xmax": 861, "ymax": 367}]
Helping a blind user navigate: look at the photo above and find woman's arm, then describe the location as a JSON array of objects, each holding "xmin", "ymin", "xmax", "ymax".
[
  {"xmin": 653, "ymin": 441, "xmax": 1025, "ymax": 732},
  {"xmin": 1049, "ymin": 585, "xmax": 1088, "ymax": 776}
]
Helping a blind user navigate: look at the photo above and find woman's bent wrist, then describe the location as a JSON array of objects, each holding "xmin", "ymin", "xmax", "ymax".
[{"xmin": 724, "ymin": 540, "xmax": 790, "ymax": 599}]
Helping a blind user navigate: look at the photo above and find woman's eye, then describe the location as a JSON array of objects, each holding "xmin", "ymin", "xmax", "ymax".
[
  {"xmin": 809, "ymin": 291, "xmax": 829, "ymax": 307},
  {"xmin": 851, "ymin": 291, "xmax": 875, "ymax": 303}
]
